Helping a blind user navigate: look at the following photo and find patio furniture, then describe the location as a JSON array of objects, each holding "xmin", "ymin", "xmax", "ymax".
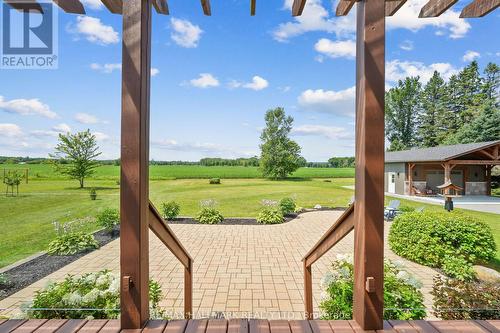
[
  {"xmin": 415, "ymin": 206, "xmax": 425, "ymax": 213},
  {"xmin": 384, "ymin": 200, "xmax": 400, "ymax": 220}
]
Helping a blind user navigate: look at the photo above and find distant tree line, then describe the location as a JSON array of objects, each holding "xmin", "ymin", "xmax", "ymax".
[
  {"xmin": 385, "ymin": 61, "xmax": 499, "ymax": 151},
  {"xmin": 199, "ymin": 157, "xmax": 260, "ymax": 167}
]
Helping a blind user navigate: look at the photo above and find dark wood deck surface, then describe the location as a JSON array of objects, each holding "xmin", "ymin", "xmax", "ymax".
[{"xmin": 0, "ymin": 319, "xmax": 498, "ymax": 333}]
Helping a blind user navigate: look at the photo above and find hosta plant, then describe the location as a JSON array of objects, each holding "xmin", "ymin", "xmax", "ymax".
[
  {"xmin": 195, "ymin": 199, "xmax": 224, "ymax": 224},
  {"xmin": 257, "ymin": 200, "xmax": 284, "ymax": 224}
]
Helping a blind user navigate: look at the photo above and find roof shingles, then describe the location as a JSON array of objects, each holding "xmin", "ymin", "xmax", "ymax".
[{"xmin": 385, "ymin": 140, "xmax": 500, "ymax": 163}]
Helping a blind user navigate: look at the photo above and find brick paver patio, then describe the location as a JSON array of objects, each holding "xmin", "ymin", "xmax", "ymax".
[{"xmin": 0, "ymin": 211, "xmax": 440, "ymax": 319}]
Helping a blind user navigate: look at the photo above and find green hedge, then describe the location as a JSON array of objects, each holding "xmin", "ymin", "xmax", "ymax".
[{"xmin": 389, "ymin": 212, "xmax": 496, "ymax": 280}]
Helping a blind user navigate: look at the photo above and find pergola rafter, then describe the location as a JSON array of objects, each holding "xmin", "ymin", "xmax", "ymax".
[
  {"xmin": 460, "ymin": 0, "xmax": 500, "ymax": 17},
  {"xmin": 333, "ymin": 0, "xmax": 499, "ymax": 17}
]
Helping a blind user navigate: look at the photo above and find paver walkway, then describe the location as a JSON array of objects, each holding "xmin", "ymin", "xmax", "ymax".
[{"xmin": 0, "ymin": 211, "xmax": 440, "ymax": 319}]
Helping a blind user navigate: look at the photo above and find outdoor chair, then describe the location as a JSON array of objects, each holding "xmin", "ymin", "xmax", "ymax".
[
  {"xmin": 415, "ymin": 206, "xmax": 425, "ymax": 213},
  {"xmin": 384, "ymin": 200, "xmax": 400, "ymax": 221}
]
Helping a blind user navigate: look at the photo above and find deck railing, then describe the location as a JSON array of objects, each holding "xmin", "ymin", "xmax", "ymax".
[
  {"xmin": 302, "ymin": 204, "xmax": 355, "ymax": 319},
  {"xmin": 148, "ymin": 202, "xmax": 193, "ymax": 318}
]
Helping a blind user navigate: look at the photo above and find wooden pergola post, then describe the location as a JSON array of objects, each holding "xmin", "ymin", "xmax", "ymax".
[
  {"xmin": 352, "ymin": 0, "xmax": 385, "ymax": 329},
  {"xmin": 120, "ymin": 0, "xmax": 152, "ymax": 328},
  {"xmin": 486, "ymin": 165, "xmax": 493, "ymax": 196}
]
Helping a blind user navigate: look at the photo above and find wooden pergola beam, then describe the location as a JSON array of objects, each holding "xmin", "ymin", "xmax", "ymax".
[
  {"xmin": 460, "ymin": 0, "xmax": 500, "ymax": 17},
  {"xmin": 353, "ymin": 0, "xmax": 385, "ymax": 329},
  {"xmin": 292, "ymin": 0, "xmax": 307, "ymax": 16},
  {"xmin": 250, "ymin": 0, "xmax": 256, "ymax": 15},
  {"xmin": 419, "ymin": 0, "xmax": 458, "ymax": 17},
  {"xmin": 120, "ymin": 0, "xmax": 152, "ymax": 328},
  {"xmin": 4, "ymin": 0, "xmax": 43, "ymax": 12},
  {"xmin": 53, "ymin": 0, "xmax": 85, "ymax": 14},
  {"xmin": 336, "ymin": 0, "xmax": 356, "ymax": 16},
  {"xmin": 385, "ymin": 0, "xmax": 407, "ymax": 16},
  {"xmin": 101, "ymin": 0, "xmax": 122, "ymax": 14},
  {"xmin": 201, "ymin": 0, "xmax": 211, "ymax": 15},
  {"xmin": 152, "ymin": 0, "xmax": 168, "ymax": 15}
]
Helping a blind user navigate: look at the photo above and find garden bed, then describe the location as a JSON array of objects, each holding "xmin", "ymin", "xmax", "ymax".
[{"xmin": 0, "ymin": 227, "xmax": 119, "ymax": 301}]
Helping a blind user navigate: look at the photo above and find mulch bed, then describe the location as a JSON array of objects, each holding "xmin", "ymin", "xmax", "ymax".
[
  {"xmin": 0, "ymin": 207, "xmax": 346, "ymax": 301},
  {"xmin": 0, "ymin": 227, "xmax": 119, "ymax": 301}
]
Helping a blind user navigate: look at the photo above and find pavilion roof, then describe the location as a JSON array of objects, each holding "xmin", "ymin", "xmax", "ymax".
[{"xmin": 385, "ymin": 140, "xmax": 500, "ymax": 163}]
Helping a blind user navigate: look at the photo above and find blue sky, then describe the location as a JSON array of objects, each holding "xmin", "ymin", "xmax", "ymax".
[{"xmin": 0, "ymin": 0, "xmax": 498, "ymax": 161}]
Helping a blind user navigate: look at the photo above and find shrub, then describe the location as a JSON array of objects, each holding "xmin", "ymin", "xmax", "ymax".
[
  {"xmin": 257, "ymin": 207, "xmax": 284, "ymax": 224},
  {"xmin": 209, "ymin": 178, "xmax": 221, "ymax": 184},
  {"xmin": 431, "ymin": 276, "xmax": 500, "ymax": 320},
  {"xmin": 320, "ymin": 255, "xmax": 426, "ymax": 320},
  {"xmin": 195, "ymin": 199, "xmax": 224, "ymax": 224},
  {"xmin": 388, "ymin": 212, "xmax": 496, "ymax": 279},
  {"xmin": 257, "ymin": 200, "xmax": 284, "ymax": 224},
  {"xmin": 161, "ymin": 201, "xmax": 180, "ymax": 220},
  {"xmin": 96, "ymin": 208, "xmax": 119, "ymax": 232},
  {"xmin": 279, "ymin": 197, "xmax": 296, "ymax": 215},
  {"xmin": 89, "ymin": 188, "xmax": 97, "ymax": 200},
  {"xmin": 398, "ymin": 205, "xmax": 415, "ymax": 213},
  {"xmin": 26, "ymin": 270, "xmax": 165, "ymax": 319},
  {"xmin": 47, "ymin": 232, "xmax": 98, "ymax": 256},
  {"xmin": 48, "ymin": 218, "xmax": 99, "ymax": 256}
]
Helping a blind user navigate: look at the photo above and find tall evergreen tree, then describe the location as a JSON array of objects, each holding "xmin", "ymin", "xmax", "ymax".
[
  {"xmin": 452, "ymin": 61, "xmax": 484, "ymax": 124},
  {"xmin": 482, "ymin": 62, "xmax": 500, "ymax": 108},
  {"xmin": 419, "ymin": 71, "xmax": 447, "ymax": 147},
  {"xmin": 385, "ymin": 77, "xmax": 422, "ymax": 151},
  {"xmin": 447, "ymin": 101, "xmax": 500, "ymax": 144}
]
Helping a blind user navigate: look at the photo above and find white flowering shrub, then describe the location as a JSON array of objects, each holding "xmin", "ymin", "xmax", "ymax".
[
  {"xmin": 26, "ymin": 270, "xmax": 165, "ymax": 319},
  {"xmin": 320, "ymin": 254, "xmax": 426, "ymax": 320}
]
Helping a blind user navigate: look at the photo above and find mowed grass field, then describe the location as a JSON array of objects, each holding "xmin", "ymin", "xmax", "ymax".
[
  {"xmin": 0, "ymin": 163, "xmax": 498, "ymax": 270},
  {"xmin": 1, "ymin": 164, "xmax": 355, "ymax": 180}
]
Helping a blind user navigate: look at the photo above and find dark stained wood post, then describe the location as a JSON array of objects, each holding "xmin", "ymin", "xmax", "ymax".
[
  {"xmin": 120, "ymin": 0, "xmax": 152, "ymax": 328},
  {"xmin": 486, "ymin": 165, "xmax": 492, "ymax": 196},
  {"xmin": 352, "ymin": 0, "xmax": 385, "ymax": 329}
]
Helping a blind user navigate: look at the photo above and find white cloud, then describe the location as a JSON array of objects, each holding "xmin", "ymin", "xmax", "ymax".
[
  {"xmin": 386, "ymin": 60, "xmax": 458, "ymax": 83},
  {"xmin": 274, "ymin": 0, "xmax": 470, "ymax": 42},
  {"xmin": 0, "ymin": 124, "xmax": 23, "ymax": 137},
  {"xmin": 93, "ymin": 131, "xmax": 109, "ymax": 141},
  {"xmin": 150, "ymin": 68, "xmax": 160, "ymax": 77},
  {"xmin": 170, "ymin": 18, "xmax": 203, "ymax": 48},
  {"xmin": 230, "ymin": 76, "xmax": 269, "ymax": 91},
  {"xmin": 0, "ymin": 96, "xmax": 57, "ymax": 119},
  {"xmin": 314, "ymin": 38, "xmax": 356, "ymax": 59},
  {"xmin": 386, "ymin": 0, "xmax": 470, "ymax": 39},
  {"xmin": 90, "ymin": 62, "xmax": 121, "ymax": 73},
  {"xmin": 292, "ymin": 124, "xmax": 352, "ymax": 140},
  {"xmin": 80, "ymin": 0, "xmax": 103, "ymax": 10},
  {"xmin": 53, "ymin": 123, "xmax": 72, "ymax": 133},
  {"xmin": 75, "ymin": 112, "xmax": 100, "ymax": 124},
  {"xmin": 298, "ymin": 87, "xmax": 355, "ymax": 116},
  {"xmin": 462, "ymin": 50, "xmax": 480, "ymax": 62},
  {"xmin": 189, "ymin": 73, "xmax": 220, "ymax": 88},
  {"xmin": 273, "ymin": 0, "xmax": 355, "ymax": 42},
  {"xmin": 399, "ymin": 40, "xmax": 414, "ymax": 51},
  {"xmin": 71, "ymin": 16, "xmax": 119, "ymax": 45}
]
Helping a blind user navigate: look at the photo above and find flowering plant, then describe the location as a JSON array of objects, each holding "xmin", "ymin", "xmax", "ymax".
[
  {"xmin": 25, "ymin": 270, "xmax": 165, "ymax": 319},
  {"xmin": 319, "ymin": 254, "xmax": 426, "ymax": 320}
]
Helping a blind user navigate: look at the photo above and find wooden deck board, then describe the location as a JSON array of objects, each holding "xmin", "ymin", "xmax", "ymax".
[
  {"xmin": 249, "ymin": 320, "xmax": 269, "ymax": 333},
  {"xmin": 0, "ymin": 319, "xmax": 27, "ymax": 333},
  {"xmin": 12, "ymin": 320, "xmax": 47, "ymax": 333},
  {"xmin": 308, "ymin": 321, "xmax": 332, "ymax": 333},
  {"xmin": 54, "ymin": 320, "xmax": 87, "ymax": 333},
  {"xmin": 0, "ymin": 320, "xmax": 494, "ymax": 333}
]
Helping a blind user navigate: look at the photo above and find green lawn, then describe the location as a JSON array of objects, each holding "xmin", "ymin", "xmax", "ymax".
[
  {"xmin": 0, "ymin": 173, "xmax": 498, "ymax": 271},
  {"xmin": 1, "ymin": 164, "xmax": 355, "ymax": 180}
]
